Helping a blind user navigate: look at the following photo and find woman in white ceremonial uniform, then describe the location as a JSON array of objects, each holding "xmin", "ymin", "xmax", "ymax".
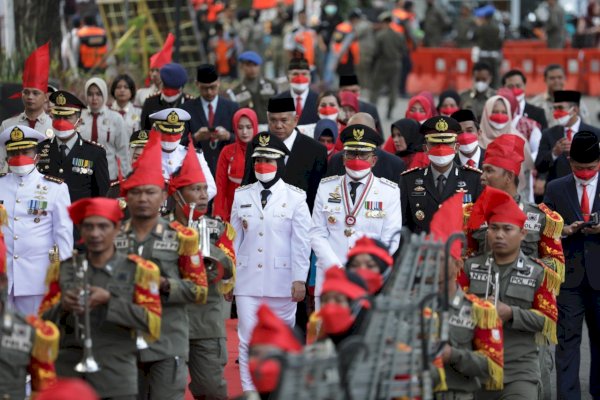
[{"xmin": 231, "ymin": 131, "xmax": 311, "ymax": 394}]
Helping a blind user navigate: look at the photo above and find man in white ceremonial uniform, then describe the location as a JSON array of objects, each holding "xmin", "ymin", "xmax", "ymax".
[
  {"xmin": 0, "ymin": 125, "xmax": 73, "ymax": 315},
  {"xmin": 79, "ymin": 77, "xmax": 131, "ymax": 182},
  {"xmin": 310, "ymin": 124, "xmax": 402, "ymax": 307},
  {"xmin": 0, "ymin": 44, "xmax": 53, "ymax": 173},
  {"xmin": 149, "ymin": 108, "xmax": 217, "ymax": 201},
  {"xmin": 231, "ymin": 131, "xmax": 311, "ymax": 395}
]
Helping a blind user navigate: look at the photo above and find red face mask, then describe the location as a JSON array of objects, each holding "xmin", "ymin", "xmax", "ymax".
[
  {"xmin": 406, "ymin": 111, "xmax": 428, "ymax": 122},
  {"xmin": 254, "ymin": 162, "xmax": 277, "ymax": 174},
  {"xmin": 318, "ymin": 106, "xmax": 338, "ymax": 116},
  {"xmin": 553, "ymin": 110, "xmax": 570, "ymax": 120},
  {"xmin": 249, "ymin": 358, "xmax": 281, "ymax": 394},
  {"xmin": 512, "ymin": 88, "xmax": 525, "ymax": 97},
  {"xmin": 345, "ymin": 159, "xmax": 371, "ymax": 172},
  {"xmin": 290, "ymin": 75, "xmax": 309, "ymax": 84},
  {"xmin": 457, "ymin": 133, "xmax": 478, "ymax": 145},
  {"xmin": 320, "ymin": 303, "xmax": 355, "ymax": 335},
  {"xmin": 488, "ymin": 113, "xmax": 510, "ymax": 124},
  {"xmin": 354, "ymin": 268, "xmax": 384, "ymax": 294},
  {"xmin": 439, "ymin": 106, "xmax": 459, "ymax": 116},
  {"xmin": 325, "ymin": 142, "xmax": 335, "ymax": 153},
  {"xmin": 574, "ymin": 169, "xmax": 598, "ymax": 181},
  {"xmin": 52, "ymin": 118, "xmax": 75, "ymax": 131},
  {"xmin": 162, "ymin": 87, "xmax": 180, "ymax": 97},
  {"xmin": 7, "ymin": 155, "xmax": 35, "ymax": 167}
]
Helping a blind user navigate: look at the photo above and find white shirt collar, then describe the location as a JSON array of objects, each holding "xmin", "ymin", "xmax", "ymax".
[
  {"xmin": 517, "ymin": 98, "xmax": 526, "ymax": 117},
  {"xmin": 458, "ymin": 147, "xmax": 481, "ymax": 166},
  {"xmin": 283, "ymin": 129, "xmax": 298, "ymax": 152},
  {"xmin": 575, "ymin": 172, "xmax": 598, "ymax": 187},
  {"xmin": 56, "ymin": 133, "xmax": 79, "ymax": 150},
  {"xmin": 291, "ymin": 89, "xmax": 309, "ymax": 107},
  {"xmin": 567, "ymin": 117, "xmax": 581, "ymax": 134},
  {"xmin": 201, "ymin": 96, "xmax": 219, "ymax": 111}
]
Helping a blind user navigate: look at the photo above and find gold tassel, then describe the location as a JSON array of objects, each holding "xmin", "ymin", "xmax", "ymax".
[
  {"xmin": 470, "ymin": 297, "xmax": 498, "ymax": 329},
  {"xmin": 432, "ymin": 360, "xmax": 448, "ymax": 392},
  {"xmin": 484, "ymin": 358, "xmax": 504, "ymax": 390},
  {"xmin": 217, "ymin": 243, "xmax": 236, "ymax": 294},
  {"xmin": 133, "ymin": 257, "xmax": 161, "ymax": 289},
  {"xmin": 306, "ymin": 312, "xmax": 322, "ymax": 345},
  {"xmin": 555, "ymin": 259, "xmax": 565, "ymax": 284},
  {"xmin": 540, "ymin": 203, "xmax": 564, "ymax": 239},
  {"xmin": 542, "ymin": 265, "xmax": 562, "ymax": 296},
  {"xmin": 169, "ymin": 221, "xmax": 199, "ymax": 256},
  {"xmin": 28, "ymin": 318, "xmax": 60, "ymax": 363},
  {"xmin": 144, "ymin": 312, "xmax": 161, "ymax": 342},
  {"xmin": 532, "ymin": 310, "xmax": 558, "ymax": 345},
  {"xmin": 0, "ymin": 204, "xmax": 7, "ymax": 227}
]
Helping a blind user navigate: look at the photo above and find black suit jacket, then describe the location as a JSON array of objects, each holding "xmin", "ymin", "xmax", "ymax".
[
  {"xmin": 36, "ymin": 134, "xmax": 110, "ymax": 202},
  {"xmin": 275, "ymin": 90, "xmax": 319, "ymax": 125},
  {"xmin": 358, "ymin": 100, "xmax": 382, "ymax": 132},
  {"xmin": 325, "ymin": 148, "xmax": 406, "ymax": 185},
  {"xmin": 181, "ymin": 96, "xmax": 239, "ymax": 175},
  {"xmin": 523, "ymin": 102, "xmax": 548, "ymax": 130},
  {"xmin": 535, "ymin": 122, "xmax": 600, "ymax": 183},
  {"xmin": 242, "ymin": 129, "xmax": 327, "ymax": 211},
  {"xmin": 544, "ymin": 174, "xmax": 600, "ymax": 289},
  {"xmin": 140, "ymin": 92, "xmax": 194, "ymax": 130}
]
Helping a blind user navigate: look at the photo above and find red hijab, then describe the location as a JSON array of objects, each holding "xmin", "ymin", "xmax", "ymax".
[
  {"xmin": 229, "ymin": 108, "xmax": 258, "ymax": 180},
  {"xmin": 405, "ymin": 95, "xmax": 433, "ymax": 122}
]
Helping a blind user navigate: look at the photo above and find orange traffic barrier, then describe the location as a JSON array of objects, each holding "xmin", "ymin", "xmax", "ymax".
[
  {"xmin": 581, "ymin": 49, "xmax": 600, "ymax": 96},
  {"xmin": 406, "ymin": 48, "xmax": 449, "ymax": 95}
]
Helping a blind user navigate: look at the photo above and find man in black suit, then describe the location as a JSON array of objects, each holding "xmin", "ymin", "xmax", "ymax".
[
  {"xmin": 535, "ymin": 90, "xmax": 600, "ymax": 185},
  {"xmin": 325, "ymin": 113, "xmax": 405, "ymax": 184},
  {"xmin": 140, "ymin": 63, "xmax": 194, "ymax": 130},
  {"xmin": 451, "ymin": 109, "xmax": 486, "ymax": 168},
  {"xmin": 242, "ymin": 97, "xmax": 327, "ymax": 212},
  {"xmin": 543, "ymin": 131, "xmax": 600, "ymax": 400},
  {"xmin": 37, "ymin": 90, "xmax": 109, "ymax": 202},
  {"xmin": 182, "ymin": 64, "xmax": 239, "ymax": 176},
  {"xmin": 502, "ymin": 69, "xmax": 548, "ymax": 129},
  {"xmin": 274, "ymin": 58, "xmax": 319, "ymax": 125},
  {"xmin": 339, "ymin": 74, "xmax": 382, "ymax": 133}
]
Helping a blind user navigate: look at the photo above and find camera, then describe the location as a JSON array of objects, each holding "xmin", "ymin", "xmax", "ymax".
[{"xmin": 581, "ymin": 212, "xmax": 599, "ymax": 228}]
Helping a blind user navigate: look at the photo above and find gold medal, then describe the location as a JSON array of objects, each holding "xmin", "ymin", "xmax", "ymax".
[
  {"xmin": 328, "ymin": 215, "xmax": 336, "ymax": 224},
  {"xmin": 344, "ymin": 228, "xmax": 353, "ymax": 237},
  {"xmin": 415, "ymin": 210, "xmax": 425, "ymax": 221}
]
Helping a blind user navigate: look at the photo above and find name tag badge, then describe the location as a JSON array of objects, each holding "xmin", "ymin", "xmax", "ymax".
[
  {"xmin": 328, "ymin": 198, "xmax": 342, "ymax": 203},
  {"xmin": 470, "ymin": 271, "xmax": 489, "ymax": 281},
  {"xmin": 153, "ymin": 240, "xmax": 179, "ymax": 251},
  {"xmin": 241, "ymin": 204, "xmax": 252, "ymax": 208},
  {"xmin": 411, "ymin": 192, "xmax": 426, "ymax": 197},
  {"xmin": 115, "ymin": 238, "xmax": 128, "ymax": 249},
  {"xmin": 509, "ymin": 276, "xmax": 537, "ymax": 287},
  {"xmin": 524, "ymin": 220, "xmax": 542, "ymax": 232}
]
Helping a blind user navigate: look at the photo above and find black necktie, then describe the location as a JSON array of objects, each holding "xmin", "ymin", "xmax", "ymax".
[
  {"xmin": 261, "ymin": 189, "xmax": 271, "ymax": 209},
  {"xmin": 437, "ymin": 175, "xmax": 446, "ymax": 195},
  {"xmin": 349, "ymin": 181, "xmax": 361, "ymax": 204},
  {"xmin": 59, "ymin": 144, "xmax": 68, "ymax": 162}
]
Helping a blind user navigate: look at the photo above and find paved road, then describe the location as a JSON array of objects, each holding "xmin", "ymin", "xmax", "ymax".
[{"xmin": 371, "ymin": 94, "xmax": 595, "ymax": 400}]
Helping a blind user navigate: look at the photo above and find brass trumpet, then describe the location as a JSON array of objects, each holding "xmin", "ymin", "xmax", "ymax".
[
  {"xmin": 188, "ymin": 203, "xmax": 221, "ymax": 271},
  {"xmin": 74, "ymin": 257, "xmax": 100, "ymax": 373}
]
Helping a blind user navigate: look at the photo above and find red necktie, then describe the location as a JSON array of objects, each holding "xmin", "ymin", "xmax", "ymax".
[
  {"xmin": 581, "ymin": 184, "xmax": 590, "ymax": 222},
  {"xmin": 567, "ymin": 128, "xmax": 573, "ymax": 141},
  {"xmin": 118, "ymin": 110, "xmax": 126, "ymax": 116},
  {"xmin": 208, "ymin": 103, "xmax": 215, "ymax": 127},
  {"xmin": 91, "ymin": 113, "xmax": 99, "ymax": 142},
  {"xmin": 27, "ymin": 119, "xmax": 36, "ymax": 129},
  {"xmin": 467, "ymin": 159, "xmax": 476, "ymax": 167},
  {"xmin": 296, "ymin": 96, "xmax": 303, "ymax": 118}
]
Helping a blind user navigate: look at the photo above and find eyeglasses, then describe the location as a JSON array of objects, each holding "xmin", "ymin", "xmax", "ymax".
[{"xmin": 345, "ymin": 152, "xmax": 374, "ymax": 160}]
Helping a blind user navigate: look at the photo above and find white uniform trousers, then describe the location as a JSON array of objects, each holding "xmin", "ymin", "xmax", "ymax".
[
  {"xmin": 8, "ymin": 292, "xmax": 44, "ymax": 316},
  {"xmin": 236, "ymin": 296, "xmax": 296, "ymax": 391}
]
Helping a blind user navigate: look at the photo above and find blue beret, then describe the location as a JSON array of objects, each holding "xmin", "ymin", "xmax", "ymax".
[
  {"xmin": 239, "ymin": 51, "xmax": 262, "ymax": 65},
  {"xmin": 474, "ymin": 5, "xmax": 495, "ymax": 18},
  {"xmin": 160, "ymin": 63, "xmax": 188, "ymax": 88}
]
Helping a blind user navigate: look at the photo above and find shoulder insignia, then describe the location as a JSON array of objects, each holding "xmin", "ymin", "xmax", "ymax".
[
  {"xmin": 82, "ymin": 138, "xmax": 105, "ymax": 149},
  {"xmin": 379, "ymin": 177, "xmax": 398, "ymax": 188},
  {"xmin": 110, "ymin": 180, "xmax": 120, "ymax": 187},
  {"xmin": 462, "ymin": 165, "xmax": 483, "ymax": 174},
  {"xmin": 285, "ymin": 183, "xmax": 306, "ymax": 194},
  {"xmin": 184, "ymin": 93, "xmax": 194, "ymax": 99},
  {"xmin": 320, "ymin": 175, "xmax": 341, "ymax": 183},
  {"xmin": 43, "ymin": 175, "xmax": 64, "ymax": 184},
  {"xmin": 400, "ymin": 166, "xmax": 422, "ymax": 176},
  {"xmin": 148, "ymin": 92, "xmax": 160, "ymax": 98},
  {"xmin": 235, "ymin": 183, "xmax": 253, "ymax": 191}
]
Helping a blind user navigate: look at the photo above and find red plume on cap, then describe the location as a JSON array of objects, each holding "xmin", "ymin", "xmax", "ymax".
[
  {"xmin": 168, "ymin": 136, "xmax": 206, "ymax": 195},
  {"xmin": 250, "ymin": 304, "xmax": 302, "ymax": 353},
  {"xmin": 322, "ymin": 267, "xmax": 369, "ymax": 305},
  {"xmin": 68, "ymin": 198, "xmax": 124, "ymax": 225},
  {"xmin": 467, "ymin": 186, "xmax": 526, "ymax": 229},
  {"xmin": 430, "ymin": 193, "xmax": 464, "ymax": 260},
  {"xmin": 22, "ymin": 42, "xmax": 50, "ymax": 92},
  {"xmin": 121, "ymin": 130, "xmax": 165, "ymax": 195},
  {"xmin": 150, "ymin": 33, "xmax": 175, "ymax": 69},
  {"xmin": 484, "ymin": 134, "xmax": 525, "ymax": 176}
]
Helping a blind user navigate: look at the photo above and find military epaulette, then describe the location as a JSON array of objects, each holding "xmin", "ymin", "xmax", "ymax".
[
  {"xmin": 400, "ymin": 166, "xmax": 422, "ymax": 175},
  {"xmin": 462, "ymin": 164, "xmax": 483, "ymax": 174},
  {"xmin": 183, "ymin": 93, "xmax": 194, "ymax": 100},
  {"xmin": 43, "ymin": 175, "xmax": 64, "ymax": 184},
  {"xmin": 320, "ymin": 175, "xmax": 340, "ymax": 183},
  {"xmin": 148, "ymin": 92, "xmax": 161, "ymax": 98},
  {"xmin": 286, "ymin": 183, "xmax": 306, "ymax": 194},
  {"xmin": 235, "ymin": 184, "xmax": 253, "ymax": 192},
  {"xmin": 379, "ymin": 177, "xmax": 398, "ymax": 187},
  {"xmin": 82, "ymin": 138, "xmax": 105, "ymax": 149}
]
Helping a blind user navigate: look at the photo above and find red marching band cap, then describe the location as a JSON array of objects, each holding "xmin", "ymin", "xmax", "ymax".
[
  {"xmin": 347, "ymin": 236, "xmax": 393, "ymax": 267},
  {"xmin": 250, "ymin": 304, "xmax": 303, "ymax": 353},
  {"xmin": 36, "ymin": 378, "xmax": 99, "ymax": 400},
  {"xmin": 120, "ymin": 129, "xmax": 165, "ymax": 196},
  {"xmin": 68, "ymin": 198, "xmax": 124, "ymax": 225},
  {"xmin": 168, "ymin": 136, "xmax": 206, "ymax": 195},
  {"xmin": 467, "ymin": 186, "xmax": 526, "ymax": 229},
  {"xmin": 429, "ymin": 192, "xmax": 464, "ymax": 260},
  {"xmin": 150, "ymin": 33, "xmax": 175, "ymax": 69},
  {"xmin": 322, "ymin": 267, "xmax": 369, "ymax": 307},
  {"xmin": 483, "ymin": 134, "xmax": 525, "ymax": 176},
  {"xmin": 9, "ymin": 42, "xmax": 50, "ymax": 99}
]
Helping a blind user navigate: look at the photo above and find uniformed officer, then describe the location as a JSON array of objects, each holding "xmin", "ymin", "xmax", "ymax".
[
  {"xmin": 228, "ymin": 51, "xmax": 277, "ymax": 126},
  {"xmin": 0, "ymin": 43, "xmax": 52, "ymax": 173},
  {"xmin": 230, "ymin": 132, "xmax": 311, "ymax": 394},
  {"xmin": 117, "ymin": 130, "xmax": 208, "ymax": 399},
  {"xmin": 311, "ymin": 124, "xmax": 402, "ymax": 306},
  {"xmin": 149, "ymin": 108, "xmax": 216, "ymax": 201},
  {"xmin": 37, "ymin": 90, "xmax": 110, "ymax": 202},
  {"xmin": 459, "ymin": 62, "xmax": 496, "ymax": 121},
  {"xmin": 141, "ymin": 63, "xmax": 194, "ymax": 130},
  {"xmin": 0, "ymin": 125, "xmax": 73, "ymax": 316},
  {"xmin": 429, "ymin": 193, "xmax": 504, "ymax": 398},
  {"xmin": 0, "ymin": 219, "xmax": 60, "ymax": 399},
  {"xmin": 168, "ymin": 140, "xmax": 235, "ymax": 400},
  {"xmin": 463, "ymin": 187, "xmax": 558, "ymax": 399},
  {"xmin": 400, "ymin": 116, "xmax": 482, "ymax": 234},
  {"xmin": 79, "ymin": 77, "xmax": 132, "ymax": 182},
  {"xmin": 40, "ymin": 197, "xmax": 162, "ymax": 399}
]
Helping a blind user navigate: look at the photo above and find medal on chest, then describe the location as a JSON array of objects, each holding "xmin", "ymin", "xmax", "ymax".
[{"xmin": 342, "ymin": 174, "xmax": 374, "ymax": 237}]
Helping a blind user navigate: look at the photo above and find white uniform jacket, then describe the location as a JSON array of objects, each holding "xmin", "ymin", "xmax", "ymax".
[
  {"xmin": 0, "ymin": 112, "xmax": 52, "ymax": 173},
  {"xmin": 162, "ymin": 144, "xmax": 217, "ymax": 201},
  {"xmin": 310, "ymin": 173, "xmax": 402, "ymax": 296},
  {"xmin": 110, "ymin": 101, "xmax": 142, "ymax": 135},
  {"xmin": 0, "ymin": 169, "xmax": 73, "ymax": 296},
  {"xmin": 231, "ymin": 179, "xmax": 311, "ymax": 298}
]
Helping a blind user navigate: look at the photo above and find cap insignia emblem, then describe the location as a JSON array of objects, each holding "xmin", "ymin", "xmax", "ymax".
[
  {"xmin": 435, "ymin": 118, "xmax": 449, "ymax": 132},
  {"xmin": 352, "ymin": 128, "xmax": 364, "ymax": 141},
  {"xmin": 258, "ymin": 134, "xmax": 270, "ymax": 147},
  {"xmin": 166, "ymin": 111, "xmax": 179, "ymax": 124},
  {"xmin": 56, "ymin": 93, "xmax": 67, "ymax": 106},
  {"xmin": 10, "ymin": 127, "xmax": 24, "ymax": 141},
  {"xmin": 139, "ymin": 131, "xmax": 148, "ymax": 140}
]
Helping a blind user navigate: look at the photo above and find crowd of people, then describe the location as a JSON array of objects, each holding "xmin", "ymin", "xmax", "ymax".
[{"xmin": 1, "ymin": 1, "xmax": 600, "ymax": 400}]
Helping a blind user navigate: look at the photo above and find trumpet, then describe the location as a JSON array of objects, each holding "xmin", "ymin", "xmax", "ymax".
[
  {"xmin": 128, "ymin": 232, "xmax": 150, "ymax": 350},
  {"xmin": 484, "ymin": 257, "xmax": 500, "ymax": 305},
  {"xmin": 74, "ymin": 257, "xmax": 100, "ymax": 373},
  {"xmin": 189, "ymin": 204, "xmax": 223, "ymax": 274}
]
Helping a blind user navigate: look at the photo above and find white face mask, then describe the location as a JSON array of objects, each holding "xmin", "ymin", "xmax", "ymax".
[
  {"xmin": 54, "ymin": 129, "xmax": 75, "ymax": 139},
  {"xmin": 555, "ymin": 114, "xmax": 571, "ymax": 126},
  {"xmin": 255, "ymin": 170, "xmax": 277, "ymax": 183},
  {"xmin": 459, "ymin": 141, "xmax": 479, "ymax": 154},
  {"xmin": 290, "ymin": 83, "xmax": 309, "ymax": 94},
  {"xmin": 515, "ymin": 93, "xmax": 525, "ymax": 102},
  {"xmin": 428, "ymin": 154, "xmax": 455, "ymax": 167},
  {"xmin": 319, "ymin": 113, "xmax": 338, "ymax": 121},
  {"xmin": 489, "ymin": 120, "xmax": 509, "ymax": 130},
  {"xmin": 161, "ymin": 92, "xmax": 181, "ymax": 103},
  {"xmin": 345, "ymin": 166, "xmax": 371, "ymax": 180},
  {"xmin": 161, "ymin": 140, "xmax": 180, "ymax": 152},
  {"xmin": 474, "ymin": 81, "xmax": 489, "ymax": 93},
  {"xmin": 9, "ymin": 164, "xmax": 36, "ymax": 176}
]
